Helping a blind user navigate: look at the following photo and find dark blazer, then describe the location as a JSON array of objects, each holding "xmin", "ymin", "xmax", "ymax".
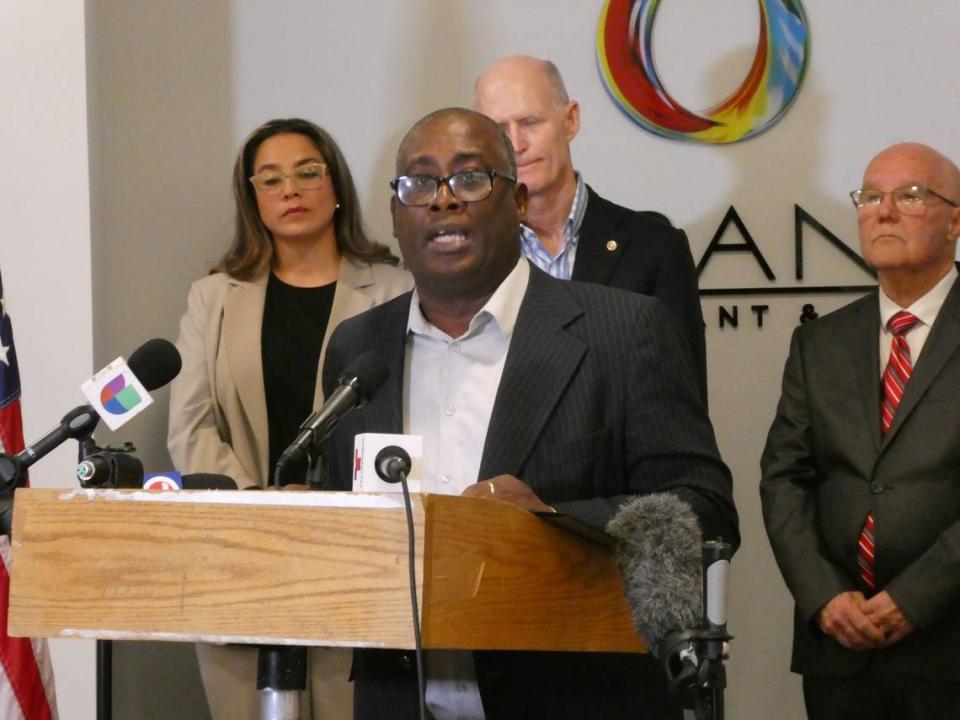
[
  {"xmin": 760, "ymin": 279, "xmax": 960, "ymax": 682},
  {"xmin": 323, "ymin": 264, "xmax": 739, "ymax": 719},
  {"xmin": 575, "ymin": 185, "xmax": 707, "ymax": 402}
]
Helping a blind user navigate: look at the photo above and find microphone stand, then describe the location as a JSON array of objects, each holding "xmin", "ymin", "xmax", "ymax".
[
  {"xmin": 257, "ymin": 443, "xmax": 328, "ymax": 719},
  {"xmin": 661, "ymin": 540, "xmax": 733, "ymax": 720},
  {"xmin": 257, "ymin": 363, "xmax": 383, "ymax": 720},
  {"xmin": 75, "ymin": 433, "xmax": 114, "ymax": 720}
]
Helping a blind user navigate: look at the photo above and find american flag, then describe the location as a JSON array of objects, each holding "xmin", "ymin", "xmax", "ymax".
[{"xmin": 0, "ymin": 271, "xmax": 57, "ymax": 719}]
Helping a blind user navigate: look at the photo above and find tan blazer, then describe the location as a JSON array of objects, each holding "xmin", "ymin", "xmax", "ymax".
[{"xmin": 167, "ymin": 256, "xmax": 412, "ymax": 488}]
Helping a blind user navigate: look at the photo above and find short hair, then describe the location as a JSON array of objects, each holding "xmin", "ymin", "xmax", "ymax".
[
  {"xmin": 216, "ymin": 118, "xmax": 397, "ymax": 280},
  {"xmin": 474, "ymin": 57, "xmax": 570, "ymax": 108},
  {"xmin": 395, "ymin": 108, "xmax": 517, "ymax": 176},
  {"xmin": 540, "ymin": 59, "xmax": 570, "ymax": 106}
]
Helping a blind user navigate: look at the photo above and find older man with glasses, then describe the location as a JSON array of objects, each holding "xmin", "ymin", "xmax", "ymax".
[
  {"xmin": 761, "ymin": 142, "xmax": 960, "ymax": 720},
  {"xmin": 319, "ymin": 107, "xmax": 739, "ymax": 720}
]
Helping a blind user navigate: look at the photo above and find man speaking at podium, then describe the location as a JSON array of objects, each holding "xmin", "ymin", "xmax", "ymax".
[{"xmin": 322, "ymin": 107, "xmax": 739, "ymax": 719}]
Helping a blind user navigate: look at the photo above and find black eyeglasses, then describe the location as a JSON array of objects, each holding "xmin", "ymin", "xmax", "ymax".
[
  {"xmin": 849, "ymin": 184, "xmax": 960, "ymax": 217},
  {"xmin": 390, "ymin": 169, "xmax": 517, "ymax": 207}
]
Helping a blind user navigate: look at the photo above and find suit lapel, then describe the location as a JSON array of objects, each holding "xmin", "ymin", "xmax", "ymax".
[
  {"xmin": 478, "ymin": 268, "xmax": 586, "ymax": 479},
  {"xmin": 844, "ymin": 295, "xmax": 883, "ymax": 451},
  {"xmin": 314, "ymin": 257, "xmax": 379, "ymax": 408},
  {"xmin": 881, "ymin": 278, "xmax": 960, "ymax": 448},
  {"xmin": 222, "ymin": 274, "xmax": 269, "ymax": 472},
  {"xmin": 365, "ymin": 294, "xmax": 410, "ymax": 435},
  {"xmin": 571, "ymin": 185, "xmax": 626, "ymax": 285}
]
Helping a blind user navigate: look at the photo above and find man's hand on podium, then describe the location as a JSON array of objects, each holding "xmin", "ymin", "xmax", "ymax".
[{"xmin": 461, "ymin": 474, "xmax": 554, "ymax": 513}]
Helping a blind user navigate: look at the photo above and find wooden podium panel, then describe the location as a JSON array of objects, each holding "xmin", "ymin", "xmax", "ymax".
[
  {"xmin": 9, "ymin": 488, "xmax": 422, "ymax": 648},
  {"xmin": 9, "ymin": 488, "xmax": 644, "ymax": 654},
  {"xmin": 422, "ymin": 495, "xmax": 643, "ymax": 653}
]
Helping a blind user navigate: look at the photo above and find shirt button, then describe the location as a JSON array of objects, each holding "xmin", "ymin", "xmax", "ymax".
[
  {"xmin": 450, "ymin": 343, "xmax": 460, "ymax": 352},
  {"xmin": 441, "ymin": 475, "xmax": 451, "ymax": 484},
  {"xmin": 445, "ymin": 407, "xmax": 455, "ymax": 416},
  {"xmin": 870, "ymin": 480, "xmax": 885, "ymax": 494}
]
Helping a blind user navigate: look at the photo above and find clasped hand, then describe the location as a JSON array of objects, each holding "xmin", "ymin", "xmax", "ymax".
[{"xmin": 818, "ymin": 590, "xmax": 915, "ymax": 650}]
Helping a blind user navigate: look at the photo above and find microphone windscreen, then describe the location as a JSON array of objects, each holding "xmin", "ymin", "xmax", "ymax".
[
  {"xmin": 338, "ymin": 351, "xmax": 388, "ymax": 399},
  {"xmin": 128, "ymin": 338, "xmax": 182, "ymax": 391},
  {"xmin": 606, "ymin": 493, "xmax": 702, "ymax": 655}
]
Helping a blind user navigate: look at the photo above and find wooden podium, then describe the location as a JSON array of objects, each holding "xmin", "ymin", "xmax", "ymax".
[{"xmin": 7, "ymin": 488, "xmax": 644, "ymax": 654}]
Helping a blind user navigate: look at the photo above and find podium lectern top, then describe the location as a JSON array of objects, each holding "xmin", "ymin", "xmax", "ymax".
[{"xmin": 9, "ymin": 488, "xmax": 644, "ymax": 654}]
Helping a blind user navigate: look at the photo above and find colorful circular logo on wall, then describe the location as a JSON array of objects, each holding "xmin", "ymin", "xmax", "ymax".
[{"xmin": 596, "ymin": 0, "xmax": 809, "ymax": 144}]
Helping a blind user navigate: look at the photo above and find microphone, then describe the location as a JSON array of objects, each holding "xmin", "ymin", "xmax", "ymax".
[
  {"xmin": 702, "ymin": 539, "xmax": 731, "ymax": 631},
  {"xmin": 608, "ymin": 494, "xmax": 734, "ymax": 718},
  {"xmin": 373, "ymin": 448, "xmax": 426, "ymax": 718},
  {"xmin": 276, "ymin": 351, "xmax": 388, "ymax": 472},
  {"xmin": 126, "ymin": 338, "xmax": 182, "ymax": 392},
  {"xmin": 76, "ymin": 447, "xmax": 144, "ymax": 488},
  {"xmin": 606, "ymin": 492, "xmax": 703, "ymax": 658},
  {"xmin": 374, "ymin": 446, "xmax": 411, "ymax": 484},
  {"xmin": 0, "ymin": 338, "xmax": 183, "ymax": 491}
]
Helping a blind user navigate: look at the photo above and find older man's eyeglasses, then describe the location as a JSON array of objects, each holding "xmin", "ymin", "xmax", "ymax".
[
  {"xmin": 849, "ymin": 185, "xmax": 959, "ymax": 217},
  {"xmin": 390, "ymin": 170, "xmax": 517, "ymax": 207},
  {"xmin": 249, "ymin": 162, "xmax": 329, "ymax": 194}
]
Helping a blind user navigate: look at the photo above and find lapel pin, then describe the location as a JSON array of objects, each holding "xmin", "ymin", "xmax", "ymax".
[{"xmin": 606, "ymin": 239, "xmax": 618, "ymax": 252}]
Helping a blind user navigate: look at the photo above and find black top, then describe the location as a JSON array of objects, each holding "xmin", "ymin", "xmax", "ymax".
[{"xmin": 262, "ymin": 272, "xmax": 336, "ymax": 485}]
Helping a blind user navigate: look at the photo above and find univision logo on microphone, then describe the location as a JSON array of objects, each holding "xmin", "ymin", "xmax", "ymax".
[{"xmin": 81, "ymin": 356, "xmax": 153, "ymax": 431}]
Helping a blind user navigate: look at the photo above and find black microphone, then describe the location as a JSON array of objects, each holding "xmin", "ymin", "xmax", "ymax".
[
  {"xmin": 181, "ymin": 473, "xmax": 238, "ymax": 490},
  {"xmin": 127, "ymin": 338, "xmax": 182, "ymax": 392},
  {"xmin": 0, "ymin": 338, "xmax": 183, "ymax": 491},
  {"xmin": 606, "ymin": 493, "xmax": 703, "ymax": 658},
  {"xmin": 76, "ymin": 448, "xmax": 145, "ymax": 489},
  {"xmin": 375, "ymin": 446, "xmax": 411, "ymax": 483},
  {"xmin": 373, "ymin": 448, "xmax": 425, "ymax": 718},
  {"xmin": 276, "ymin": 351, "xmax": 388, "ymax": 471}
]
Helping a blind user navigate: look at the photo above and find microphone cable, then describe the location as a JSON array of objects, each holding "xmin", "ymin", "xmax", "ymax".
[{"xmin": 375, "ymin": 446, "xmax": 427, "ymax": 720}]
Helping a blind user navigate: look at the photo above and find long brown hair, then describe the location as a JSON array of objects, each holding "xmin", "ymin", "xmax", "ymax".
[{"xmin": 216, "ymin": 118, "xmax": 398, "ymax": 279}]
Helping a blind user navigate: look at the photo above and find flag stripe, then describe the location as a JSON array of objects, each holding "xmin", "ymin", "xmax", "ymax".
[
  {"xmin": 0, "ymin": 539, "xmax": 52, "ymax": 720},
  {"xmin": 0, "ymin": 269, "xmax": 57, "ymax": 720}
]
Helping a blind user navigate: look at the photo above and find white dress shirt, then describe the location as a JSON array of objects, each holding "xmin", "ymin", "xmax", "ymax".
[
  {"xmin": 403, "ymin": 258, "xmax": 530, "ymax": 720},
  {"xmin": 878, "ymin": 265, "xmax": 958, "ymax": 375}
]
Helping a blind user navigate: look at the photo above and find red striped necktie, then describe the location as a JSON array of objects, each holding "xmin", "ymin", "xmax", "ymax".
[{"xmin": 858, "ymin": 310, "xmax": 920, "ymax": 590}]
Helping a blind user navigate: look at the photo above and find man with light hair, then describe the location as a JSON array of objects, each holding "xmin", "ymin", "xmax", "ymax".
[
  {"xmin": 762, "ymin": 142, "xmax": 960, "ymax": 719},
  {"xmin": 474, "ymin": 55, "xmax": 707, "ymax": 401}
]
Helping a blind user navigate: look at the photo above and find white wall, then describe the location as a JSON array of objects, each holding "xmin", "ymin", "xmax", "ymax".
[
  {"xmin": 0, "ymin": 3, "xmax": 96, "ymax": 718},
  {"xmin": 10, "ymin": 1, "xmax": 960, "ymax": 717}
]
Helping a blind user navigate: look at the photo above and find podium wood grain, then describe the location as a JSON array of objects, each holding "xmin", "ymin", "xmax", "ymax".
[
  {"xmin": 9, "ymin": 488, "xmax": 644, "ymax": 654},
  {"xmin": 422, "ymin": 494, "xmax": 644, "ymax": 653}
]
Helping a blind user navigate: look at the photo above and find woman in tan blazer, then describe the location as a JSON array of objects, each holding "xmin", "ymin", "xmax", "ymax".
[{"xmin": 168, "ymin": 118, "xmax": 411, "ymax": 720}]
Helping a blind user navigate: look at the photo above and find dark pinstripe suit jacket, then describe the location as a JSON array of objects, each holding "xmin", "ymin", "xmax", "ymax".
[{"xmin": 322, "ymin": 264, "xmax": 739, "ymax": 719}]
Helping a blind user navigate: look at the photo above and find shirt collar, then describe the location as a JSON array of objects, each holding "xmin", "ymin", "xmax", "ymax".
[
  {"xmin": 406, "ymin": 257, "xmax": 530, "ymax": 340},
  {"xmin": 879, "ymin": 264, "xmax": 958, "ymax": 331},
  {"xmin": 520, "ymin": 171, "xmax": 588, "ymax": 247}
]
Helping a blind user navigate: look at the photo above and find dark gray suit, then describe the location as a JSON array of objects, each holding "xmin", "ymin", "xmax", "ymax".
[
  {"xmin": 761, "ymin": 279, "xmax": 960, "ymax": 684},
  {"xmin": 323, "ymin": 264, "xmax": 738, "ymax": 719}
]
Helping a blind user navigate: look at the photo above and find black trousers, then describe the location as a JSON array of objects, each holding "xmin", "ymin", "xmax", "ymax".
[
  {"xmin": 353, "ymin": 649, "xmax": 682, "ymax": 719},
  {"xmin": 803, "ymin": 656, "xmax": 960, "ymax": 720}
]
